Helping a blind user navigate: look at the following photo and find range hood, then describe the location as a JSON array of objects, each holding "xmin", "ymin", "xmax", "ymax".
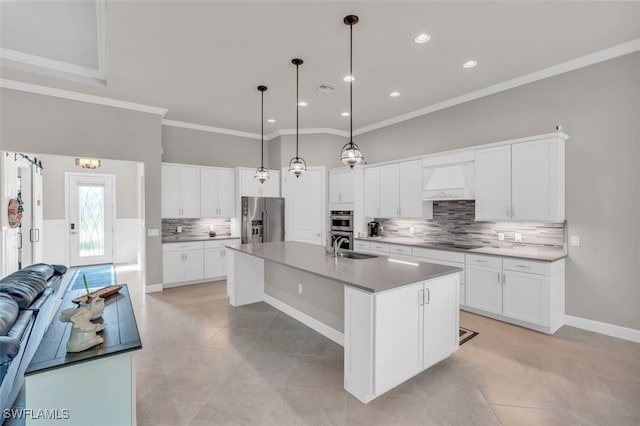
[{"xmin": 422, "ymin": 151, "xmax": 475, "ymax": 201}]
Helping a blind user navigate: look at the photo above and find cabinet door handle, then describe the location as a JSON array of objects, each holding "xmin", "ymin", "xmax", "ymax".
[
  {"xmin": 418, "ymin": 289, "xmax": 424, "ymax": 306},
  {"xmin": 497, "ymin": 273, "xmax": 500, "ymax": 284},
  {"xmin": 425, "ymin": 288, "xmax": 430, "ymax": 304},
  {"xmin": 503, "ymin": 273, "xmax": 507, "ymax": 285},
  {"xmin": 506, "ymin": 207, "xmax": 510, "ymax": 217},
  {"xmin": 511, "ymin": 206, "xmax": 515, "ymax": 217}
]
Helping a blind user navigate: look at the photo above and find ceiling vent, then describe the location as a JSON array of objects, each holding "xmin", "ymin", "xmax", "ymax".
[{"xmin": 316, "ymin": 82, "xmax": 337, "ymax": 93}]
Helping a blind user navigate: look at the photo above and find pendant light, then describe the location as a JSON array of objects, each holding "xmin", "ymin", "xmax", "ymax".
[
  {"xmin": 288, "ymin": 58, "xmax": 307, "ymax": 178},
  {"xmin": 254, "ymin": 85, "xmax": 270, "ymax": 184},
  {"xmin": 341, "ymin": 15, "xmax": 364, "ymax": 168}
]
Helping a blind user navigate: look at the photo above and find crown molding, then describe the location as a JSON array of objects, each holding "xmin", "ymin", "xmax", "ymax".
[
  {"xmin": 161, "ymin": 119, "xmax": 262, "ymax": 140},
  {"xmin": 0, "ymin": 79, "xmax": 168, "ymax": 116},
  {"xmin": 354, "ymin": 38, "xmax": 640, "ymax": 136},
  {"xmin": 266, "ymin": 128, "xmax": 348, "ymax": 141}
]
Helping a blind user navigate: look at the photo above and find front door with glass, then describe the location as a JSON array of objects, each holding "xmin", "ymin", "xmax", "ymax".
[{"xmin": 68, "ymin": 174, "xmax": 115, "ymax": 266}]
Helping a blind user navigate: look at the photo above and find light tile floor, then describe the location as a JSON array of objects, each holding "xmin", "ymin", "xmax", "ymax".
[{"xmin": 121, "ymin": 266, "xmax": 640, "ymax": 426}]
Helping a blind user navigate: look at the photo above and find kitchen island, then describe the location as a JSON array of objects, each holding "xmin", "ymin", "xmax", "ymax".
[{"xmin": 226, "ymin": 241, "xmax": 462, "ymax": 403}]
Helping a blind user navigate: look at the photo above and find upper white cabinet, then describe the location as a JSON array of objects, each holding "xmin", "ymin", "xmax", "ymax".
[
  {"xmin": 238, "ymin": 168, "xmax": 280, "ymax": 197},
  {"xmin": 475, "ymin": 136, "xmax": 565, "ymax": 222},
  {"xmin": 511, "ymin": 138, "xmax": 565, "ymax": 222},
  {"xmin": 161, "ymin": 164, "xmax": 201, "ymax": 218},
  {"xmin": 364, "ymin": 166, "xmax": 381, "ymax": 217},
  {"xmin": 329, "ymin": 168, "xmax": 355, "ymax": 208},
  {"xmin": 201, "ymin": 167, "xmax": 235, "ymax": 217},
  {"xmin": 365, "ymin": 160, "xmax": 431, "ymax": 219}
]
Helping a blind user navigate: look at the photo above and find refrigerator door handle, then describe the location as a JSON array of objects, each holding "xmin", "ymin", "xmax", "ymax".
[{"xmin": 262, "ymin": 210, "xmax": 268, "ymax": 242}]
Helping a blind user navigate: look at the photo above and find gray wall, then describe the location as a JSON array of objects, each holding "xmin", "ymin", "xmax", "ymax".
[
  {"xmin": 162, "ymin": 125, "xmax": 263, "ymax": 168},
  {"xmin": 357, "ymin": 53, "xmax": 640, "ymax": 330},
  {"xmin": 278, "ymin": 134, "xmax": 347, "ymax": 169},
  {"xmin": 0, "ymin": 88, "xmax": 163, "ymax": 286},
  {"xmin": 267, "ymin": 136, "xmax": 282, "ymax": 170},
  {"xmin": 34, "ymin": 153, "xmax": 141, "ymax": 220}
]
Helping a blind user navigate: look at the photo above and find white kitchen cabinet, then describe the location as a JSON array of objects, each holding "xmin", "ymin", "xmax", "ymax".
[
  {"xmin": 398, "ymin": 160, "xmax": 423, "ymax": 218},
  {"xmin": 363, "ymin": 166, "xmax": 380, "ymax": 217},
  {"xmin": 475, "ymin": 136, "xmax": 565, "ymax": 222},
  {"xmin": 162, "ymin": 242, "xmax": 205, "ymax": 285},
  {"xmin": 161, "ymin": 163, "xmax": 201, "ymax": 218},
  {"xmin": 511, "ymin": 138, "xmax": 565, "ymax": 222},
  {"xmin": 201, "ymin": 167, "xmax": 236, "ymax": 218},
  {"xmin": 388, "ymin": 244, "xmax": 413, "ymax": 261},
  {"xmin": 463, "ymin": 256, "xmax": 565, "ymax": 334},
  {"xmin": 329, "ymin": 168, "xmax": 355, "ymax": 207},
  {"xmin": 371, "ymin": 274, "xmax": 459, "ymax": 398},
  {"xmin": 369, "ymin": 161, "xmax": 431, "ymax": 219},
  {"xmin": 238, "ymin": 168, "xmax": 280, "ymax": 197},
  {"xmin": 412, "ymin": 248, "xmax": 466, "ymax": 305},
  {"xmin": 474, "ymin": 145, "xmax": 511, "ymax": 221},
  {"xmin": 203, "ymin": 239, "xmax": 239, "ymax": 279},
  {"xmin": 465, "ymin": 254, "xmax": 503, "ymax": 315}
]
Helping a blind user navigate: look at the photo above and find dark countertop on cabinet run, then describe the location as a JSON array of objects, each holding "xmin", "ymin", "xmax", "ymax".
[
  {"xmin": 26, "ymin": 284, "xmax": 141, "ymax": 376},
  {"xmin": 227, "ymin": 241, "xmax": 461, "ymax": 294},
  {"xmin": 355, "ymin": 237, "xmax": 567, "ymax": 262},
  {"xmin": 162, "ymin": 235, "xmax": 241, "ymax": 244}
]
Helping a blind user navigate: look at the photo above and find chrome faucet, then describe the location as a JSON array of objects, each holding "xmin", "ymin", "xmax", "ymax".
[{"xmin": 333, "ymin": 237, "xmax": 349, "ymax": 257}]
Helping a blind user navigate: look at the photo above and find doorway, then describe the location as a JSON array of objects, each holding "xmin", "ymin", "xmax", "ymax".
[
  {"xmin": 66, "ymin": 173, "xmax": 115, "ymax": 266},
  {"xmin": 282, "ymin": 167, "xmax": 326, "ymax": 245}
]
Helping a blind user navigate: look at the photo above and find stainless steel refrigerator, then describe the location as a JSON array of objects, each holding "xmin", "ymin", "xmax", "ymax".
[{"xmin": 241, "ymin": 197, "xmax": 285, "ymax": 244}]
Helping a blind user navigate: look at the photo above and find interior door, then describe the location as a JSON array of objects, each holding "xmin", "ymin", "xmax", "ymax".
[
  {"xmin": 68, "ymin": 174, "xmax": 115, "ymax": 266},
  {"xmin": 31, "ymin": 164, "xmax": 44, "ymax": 264},
  {"xmin": 282, "ymin": 167, "xmax": 324, "ymax": 245}
]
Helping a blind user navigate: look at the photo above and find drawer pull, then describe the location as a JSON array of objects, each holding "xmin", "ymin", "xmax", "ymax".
[
  {"xmin": 476, "ymin": 259, "xmax": 488, "ymax": 263},
  {"xmin": 516, "ymin": 264, "xmax": 530, "ymax": 269}
]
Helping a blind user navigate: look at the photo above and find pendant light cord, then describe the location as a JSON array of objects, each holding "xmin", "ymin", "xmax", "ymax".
[
  {"xmin": 261, "ymin": 89, "xmax": 264, "ymax": 168},
  {"xmin": 349, "ymin": 22, "xmax": 353, "ymax": 143},
  {"xmin": 296, "ymin": 62, "xmax": 299, "ymax": 159}
]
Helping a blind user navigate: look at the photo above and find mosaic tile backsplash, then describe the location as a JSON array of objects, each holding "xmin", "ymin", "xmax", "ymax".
[
  {"xmin": 162, "ymin": 218, "xmax": 232, "ymax": 242},
  {"xmin": 376, "ymin": 201, "xmax": 565, "ymax": 249}
]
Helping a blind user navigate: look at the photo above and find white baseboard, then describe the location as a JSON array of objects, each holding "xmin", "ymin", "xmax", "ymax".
[
  {"xmin": 564, "ymin": 315, "xmax": 640, "ymax": 343},
  {"xmin": 263, "ymin": 293, "xmax": 344, "ymax": 346},
  {"xmin": 144, "ymin": 283, "xmax": 163, "ymax": 294}
]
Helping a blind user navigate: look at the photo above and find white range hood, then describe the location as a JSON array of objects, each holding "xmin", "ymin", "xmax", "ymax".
[{"xmin": 422, "ymin": 151, "xmax": 475, "ymax": 201}]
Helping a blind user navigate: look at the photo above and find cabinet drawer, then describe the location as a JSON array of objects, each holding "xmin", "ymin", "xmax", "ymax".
[
  {"xmin": 163, "ymin": 241, "xmax": 205, "ymax": 252},
  {"xmin": 389, "ymin": 244, "xmax": 412, "ymax": 256},
  {"xmin": 354, "ymin": 240, "xmax": 371, "ymax": 251},
  {"xmin": 369, "ymin": 242, "xmax": 390, "ymax": 254},
  {"xmin": 503, "ymin": 258, "xmax": 548, "ymax": 275},
  {"xmin": 204, "ymin": 238, "xmax": 240, "ymax": 249},
  {"xmin": 413, "ymin": 247, "xmax": 465, "ymax": 263},
  {"xmin": 466, "ymin": 254, "xmax": 501, "ymax": 269}
]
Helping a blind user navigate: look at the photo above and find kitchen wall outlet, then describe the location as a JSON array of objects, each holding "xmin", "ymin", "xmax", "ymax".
[
  {"xmin": 176, "ymin": 226, "xmax": 182, "ymax": 233},
  {"xmin": 571, "ymin": 236, "xmax": 581, "ymax": 247},
  {"xmin": 298, "ymin": 283, "xmax": 303, "ymax": 294},
  {"xmin": 409, "ymin": 226, "xmax": 414, "ymax": 234},
  {"xmin": 498, "ymin": 232, "xmax": 505, "ymax": 241},
  {"xmin": 147, "ymin": 228, "xmax": 159, "ymax": 237},
  {"xmin": 209, "ymin": 224, "xmax": 214, "ymax": 232},
  {"xmin": 514, "ymin": 232, "xmax": 522, "ymax": 243}
]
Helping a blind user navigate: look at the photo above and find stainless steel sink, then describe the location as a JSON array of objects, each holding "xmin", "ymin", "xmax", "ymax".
[{"xmin": 336, "ymin": 251, "xmax": 377, "ymax": 260}]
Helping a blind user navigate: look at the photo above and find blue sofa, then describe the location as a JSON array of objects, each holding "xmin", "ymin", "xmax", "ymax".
[{"xmin": 0, "ymin": 264, "xmax": 68, "ymax": 419}]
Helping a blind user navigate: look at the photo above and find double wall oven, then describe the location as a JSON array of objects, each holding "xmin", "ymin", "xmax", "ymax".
[{"xmin": 329, "ymin": 210, "xmax": 353, "ymax": 250}]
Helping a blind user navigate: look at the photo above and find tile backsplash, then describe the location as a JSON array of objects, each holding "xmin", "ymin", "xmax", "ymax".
[
  {"xmin": 162, "ymin": 218, "xmax": 231, "ymax": 241},
  {"xmin": 376, "ymin": 200, "xmax": 565, "ymax": 249}
]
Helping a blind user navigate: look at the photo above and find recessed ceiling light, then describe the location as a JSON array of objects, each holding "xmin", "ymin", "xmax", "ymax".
[
  {"xmin": 414, "ymin": 33, "xmax": 431, "ymax": 44},
  {"xmin": 389, "ymin": 91, "xmax": 400, "ymax": 97},
  {"xmin": 343, "ymin": 75, "xmax": 355, "ymax": 82},
  {"xmin": 463, "ymin": 60, "xmax": 478, "ymax": 68},
  {"xmin": 267, "ymin": 119, "xmax": 276, "ymax": 123},
  {"xmin": 341, "ymin": 112, "xmax": 350, "ymax": 117},
  {"xmin": 298, "ymin": 101, "xmax": 308, "ymax": 107}
]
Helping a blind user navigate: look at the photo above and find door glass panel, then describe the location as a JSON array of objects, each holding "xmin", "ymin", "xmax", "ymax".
[{"xmin": 78, "ymin": 185, "xmax": 105, "ymax": 257}]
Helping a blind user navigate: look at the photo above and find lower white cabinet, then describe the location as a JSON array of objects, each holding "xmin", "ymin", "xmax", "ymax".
[
  {"xmin": 163, "ymin": 239, "xmax": 240, "ymax": 287},
  {"xmin": 345, "ymin": 274, "xmax": 459, "ymax": 402},
  {"xmin": 464, "ymin": 256, "xmax": 565, "ymax": 334},
  {"xmin": 163, "ymin": 242, "xmax": 205, "ymax": 285},
  {"xmin": 412, "ymin": 247, "xmax": 466, "ymax": 306}
]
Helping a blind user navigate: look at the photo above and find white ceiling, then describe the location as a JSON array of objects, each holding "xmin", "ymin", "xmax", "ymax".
[{"xmin": 2, "ymin": 1, "xmax": 640, "ymax": 135}]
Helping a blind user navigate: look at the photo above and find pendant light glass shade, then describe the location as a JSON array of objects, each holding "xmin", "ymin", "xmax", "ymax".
[
  {"xmin": 288, "ymin": 58, "xmax": 306, "ymax": 178},
  {"xmin": 341, "ymin": 15, "xmax": 364, "ymax": 168},
  {"xmin": 255, "ymin": 85, "xmax": 270, "ymax": 184}
]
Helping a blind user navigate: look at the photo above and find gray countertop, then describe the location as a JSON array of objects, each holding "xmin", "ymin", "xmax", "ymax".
[
  {"xmin": 162, "ymin": 235, "xmax": 241, "ymax": 244},
  {"xmin": 227, "ymin": 241, "xmax": 461, "ymax": 294},
  {"xmin": 355, "ymin": 237, "xmax": 567, "ymax": 262}
]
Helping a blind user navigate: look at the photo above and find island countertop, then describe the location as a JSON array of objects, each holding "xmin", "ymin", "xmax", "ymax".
[{"xmin": 226, "ymin": 241, "xmax": 461, "ymax": 293}]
